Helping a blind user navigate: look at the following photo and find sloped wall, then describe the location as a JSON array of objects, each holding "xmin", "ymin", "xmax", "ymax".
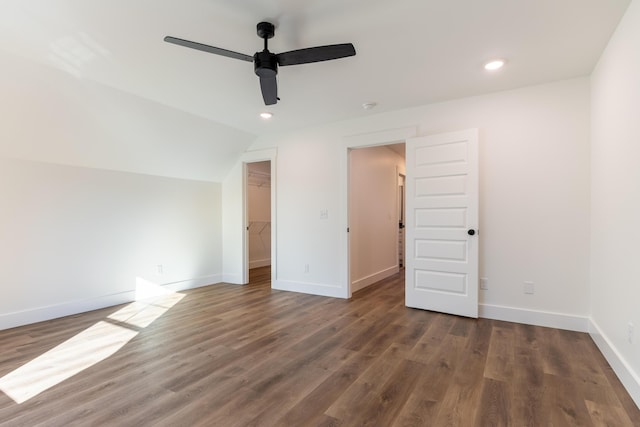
[
  {"xmin": 0, "ymin": 50, "xmax": 255, "ymax": 182},
  {"xmin": 0, "ymin": 48, "xmax": 252, "ymax": 330}
]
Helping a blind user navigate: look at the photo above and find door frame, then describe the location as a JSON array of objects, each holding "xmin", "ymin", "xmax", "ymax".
[
  {"xmin": 340, "ymin": 126, "xmax": 418, "ymax": 298},
  {"xmin": 398, "ymin": 172, "xmax": 406, "ymax": 268},
  {"xmin": 241, "ymin": 149, "xmax": 277, "ymax": 285}
]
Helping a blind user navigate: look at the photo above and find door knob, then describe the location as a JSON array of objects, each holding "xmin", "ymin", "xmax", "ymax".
[{"xmin": 467, "ymin": 229, "xmax": 476, "ymax": 236}]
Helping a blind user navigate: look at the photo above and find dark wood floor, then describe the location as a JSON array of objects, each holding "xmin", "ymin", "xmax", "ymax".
[{"xmin": 0, "ymin": 267, "xmax": 638, "ymax": 426}]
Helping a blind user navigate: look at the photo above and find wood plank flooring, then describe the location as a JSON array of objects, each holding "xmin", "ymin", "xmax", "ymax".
[{"xmin": 0, "ymin": 267, "xmax": 638, "ymax": 426}]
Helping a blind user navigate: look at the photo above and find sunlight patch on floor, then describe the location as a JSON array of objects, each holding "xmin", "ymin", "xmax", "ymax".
[{"xmin": 0, "ymin": 279, "xmax": 184, "ymax": 404}]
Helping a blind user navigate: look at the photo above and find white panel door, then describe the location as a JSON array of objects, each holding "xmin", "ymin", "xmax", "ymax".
[{"xmin": 405, "ymin": 129, "xmax": 479, "ymax": 318}]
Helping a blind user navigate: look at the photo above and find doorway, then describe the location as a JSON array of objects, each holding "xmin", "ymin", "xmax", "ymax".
[
  {"xmin": 348, "ymin": 143, "xmax": 406, "ymax": 294},
  {"xmin": 246, "ymin": 161, "xmax": 271, "ymax": 282}
]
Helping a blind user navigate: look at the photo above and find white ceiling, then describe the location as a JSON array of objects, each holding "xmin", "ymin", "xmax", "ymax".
[{"xmin": 0, "ymin": 0, "xmax": 631, "ymax": 137}]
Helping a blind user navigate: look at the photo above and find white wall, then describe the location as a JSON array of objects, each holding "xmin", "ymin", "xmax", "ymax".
[
  {"xmin": 240, "ymin": 77, "xmax": 591, "ymax": 326},
  {"xmin": 266, "ymin": 136, "xmax": 346, "ymax": 297},
  {"xmin": 222, "ymin": 161, "xmax": 245, "ymax": 284},
  {"xmin": 590, "ymin": 0, "xmax": 640, "ymax": 407},
  {"xmin": 0, "ymin": 158, "xmax": 223, "ymax": 330},
  {"xmin": 349, "ymin": 146, "xmax": 405, "ymax": 292},
  {"xmin": 0, "ymin": 48, "xmax": 249, "ymax": 330}
]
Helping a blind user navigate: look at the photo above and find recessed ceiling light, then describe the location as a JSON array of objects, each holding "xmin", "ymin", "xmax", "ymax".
[
  {"xmin": 362, "ymin": 102, "xmax": 377, "ymax": 110},
  {"xmin": 484, "ymin": 59, "xmax": 505, "ymax": 71},
  {"xmin": 260, "ymin": 112, "xmax": 273, "ymax": 119}
]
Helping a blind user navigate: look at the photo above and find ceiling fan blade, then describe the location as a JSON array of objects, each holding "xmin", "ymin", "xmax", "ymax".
[
  {"xmin": 277, "ymin": 43, "xmax": 356, "ymax": 66},
  {"xmin": 260, "ymin": 76, "xmax": 278, "ymax": 105},
  {"xmin": 164, "ymin": 36, "xmax": 254, "ymax": 62}
]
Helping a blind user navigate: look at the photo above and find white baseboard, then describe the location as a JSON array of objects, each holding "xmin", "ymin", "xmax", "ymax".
[
  {"xmin": 479, "ymin": 303, "xmax": 590, "ymax": 332},
  {"xmin": 249, "ymin": 258, "xmax": 271, "ymax": 269},
  {"xmin": 272, "ymin": 279, "xmax": 347, "ymax": 299},
  {"xmin": 589, "ymin": 319, "xmax": 640, "ymax": 409},
  {"xmin": 162, "ymin": 274, "xmax": 222, "ymax": 293},
  {"xmin": 0, "ymin": 274, "xmax": 222, "ymax": 331},
  {"xmin": 351, "ymin": 265, "xmax": 399, "ymax": 293},
  {"xmin": 222, "ymin": 274, "xmax": 244, "ymax": 284}
]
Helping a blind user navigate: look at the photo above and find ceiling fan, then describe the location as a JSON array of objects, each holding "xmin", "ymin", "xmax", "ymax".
[{"xmin": 164, "ymin": 22, "xmax": 356, "ymax": 106}]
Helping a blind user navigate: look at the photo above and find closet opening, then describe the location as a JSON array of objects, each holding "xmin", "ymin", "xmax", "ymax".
[{"xmin": 246, "ymin": 160, "xmax": 271, "ymax": 282}]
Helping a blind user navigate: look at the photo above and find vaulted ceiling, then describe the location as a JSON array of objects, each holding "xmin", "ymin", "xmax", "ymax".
[{"xmin": 0, "ymin": 0, "xmax": 631, "ymax": 180}]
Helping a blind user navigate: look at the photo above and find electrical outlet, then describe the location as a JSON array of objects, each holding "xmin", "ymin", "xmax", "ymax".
[
  {"xmin": 304, "ymin": 264, "xmax": 310, "ymax": 274},
  {"xmin": 524, "ymin": 281, "xmax": 534, "ymax": 295},
  {"xmin": 480, "ymin": 277, "xmax": 489, "ymax": 290},
  {"xmin": 628, "ymin": 322, "xmax": 635, "ymax": 344},
  {"xmin": 157, "ymin": 264, "xmax": 164, "ymax": 276},
  {"xmin": 320, "ymin": 209, "xmax": 329, "ymax": 220}
]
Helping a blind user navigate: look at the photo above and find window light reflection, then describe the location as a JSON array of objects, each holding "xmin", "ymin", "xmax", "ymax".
[{"xmin": 0, "ymin": 279, "xmax": 184, "ymax": 404}]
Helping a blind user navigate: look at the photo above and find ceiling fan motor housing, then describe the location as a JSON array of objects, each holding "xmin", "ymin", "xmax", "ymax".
[
  {"xmin": 254, "ymin": 51, "xmax": 278, "ymax": 77},
  {"xmin": 254, "ymin": 22, "xmax": 277, "ymax": 77}
]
